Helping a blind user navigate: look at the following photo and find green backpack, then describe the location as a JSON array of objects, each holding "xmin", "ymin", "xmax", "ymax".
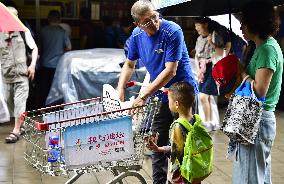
[{"xmin": 176, "ymin": 114, "xmax": 214, "ymax": 183}]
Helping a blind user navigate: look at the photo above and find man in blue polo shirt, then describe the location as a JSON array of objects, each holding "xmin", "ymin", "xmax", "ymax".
[{"xmin": 117, "ymin": 1, "xmax": 198, "ymax": 183}]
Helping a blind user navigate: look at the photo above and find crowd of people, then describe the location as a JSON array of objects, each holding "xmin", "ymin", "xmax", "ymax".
[
  {"xmin": 117, "ymin": 1, "xmax": 283, "ymax": 184},
  {"xmin": 0, "ymin": 0, "xmax": 283, "ymax": 184}
]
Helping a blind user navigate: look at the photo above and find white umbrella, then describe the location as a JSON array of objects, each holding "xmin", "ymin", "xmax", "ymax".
[
  {"xmin": 152, "ymin": 0, "xmax": 191, "ymax": 9},
  {"xmin": 210, "ymin": 14, "xmax": 246, "ymax": 42}
]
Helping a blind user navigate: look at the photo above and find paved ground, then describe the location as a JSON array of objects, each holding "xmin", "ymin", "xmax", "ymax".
[{"xmin": 0, "ymin": 109, "xmax": 283, "ymax": 184}]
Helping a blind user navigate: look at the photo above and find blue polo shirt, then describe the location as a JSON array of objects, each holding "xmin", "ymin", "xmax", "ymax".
[{"xmin": 128, "ymin": 19, "xmax": 198, "ymax": 101}]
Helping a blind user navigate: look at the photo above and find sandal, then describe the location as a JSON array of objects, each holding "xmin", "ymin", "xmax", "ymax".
[
  {"xmin": 20, "ymin": 125, "xmax": 27, "ymax": 135},
  {"xmin": 5, "ymin": 132, "xmax": 20, "ymax": 144}
]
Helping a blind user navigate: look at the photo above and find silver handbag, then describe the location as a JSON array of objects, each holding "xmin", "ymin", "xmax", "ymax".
[{"xmin": 221, "ymin": 79, "xmax": 263, "ymax": 144}]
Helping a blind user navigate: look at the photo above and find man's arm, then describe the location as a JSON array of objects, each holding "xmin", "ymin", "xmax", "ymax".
[
  {"xmin": 27, "ymin": 45, "xmax": 38, "ymax": 80},
  {"xmin": 132, "ymin": 61, "xmax": 178, "ymax": 108},
  {"xmin": 64, "ymin": 32, "xmax": 72, "ymax": 51},
  {"xmin": 30, "ymin": 45, "xmax": 38, "ymax": 67},
  {"xmin": 141, "ymin": 61, "xmax": 177, "ymax": 98},
  {"xmin": 24, "ymin": 30, "xmax": 38, "ymax": 80},
  {"xmin": 117, "ymin": 59, "xmax": 137, "ymax": 101}
]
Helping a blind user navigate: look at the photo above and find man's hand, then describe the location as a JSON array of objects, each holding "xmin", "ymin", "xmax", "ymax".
[
  {"xmin": 27, "ymin": 64, "xmax": 36, "ymax": 80},
  {"xmin": 117, "ymin": 88, "xmax": 125, "ymax": 102},
  {"xmin": 117, "ymin": 59, "xmax": 136, "ymax": 102},
  {"xmin": 131, "ymin": 95, "xmax": 147, "ymax": 115}
]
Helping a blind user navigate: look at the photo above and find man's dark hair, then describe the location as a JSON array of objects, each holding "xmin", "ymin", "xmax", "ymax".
[
  {"xmin": 48, "ymin": 10, "xmax": 61, "ymax": 21},
  {"xmin": 241, "ymin": 1, "xmax": 279, "ymax": 40},
  {"xmin": 169, "ymin": 81, "xmax": 195, "ymax": 110}
]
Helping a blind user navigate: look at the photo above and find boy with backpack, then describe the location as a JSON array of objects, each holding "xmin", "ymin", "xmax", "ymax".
[{"xmin": 147, "ymin": 81, "xmax": 213, "ymax": 184}]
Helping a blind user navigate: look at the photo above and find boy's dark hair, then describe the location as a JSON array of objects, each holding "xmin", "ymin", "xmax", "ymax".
[
  {"xmin": 169, "ymin": 81, "xmax": 195, "ymax": 110},
  {"xmin": 48, "ymin": 10, "xmax": 61, "ymax": 21},
  {"xmin": 241, "ymin": 1, "xmax": 279, "ymax": 40}
]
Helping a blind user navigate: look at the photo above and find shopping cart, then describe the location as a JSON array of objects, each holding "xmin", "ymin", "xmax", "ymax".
[{"xmin": 23, "ymin": 94, "xmax": 161, "ymax": 184}]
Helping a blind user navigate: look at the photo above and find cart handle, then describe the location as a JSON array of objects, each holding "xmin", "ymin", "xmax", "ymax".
[
  {"xmin": 25, "ymin": 96, "xmax": 102, "ymax": 114},
  {"xmin": 126, "ymin": 80, "xmax": 168, "ymax": 95},
  {"xmin": 33, "ymin": 104, "xmax": 148, "ymax": 131}
]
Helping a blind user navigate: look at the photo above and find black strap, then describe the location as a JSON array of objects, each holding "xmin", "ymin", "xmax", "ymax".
[
  {"xmin": 20, "ymin": 31, "xmax": 33, "ymax": 54},
  {"xmin": 19, "ymin": 31, "xmax": 27, "ymax": 46}
]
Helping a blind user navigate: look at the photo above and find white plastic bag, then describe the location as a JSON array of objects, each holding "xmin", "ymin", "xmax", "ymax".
[
  {"xmin": 0, "ymin": 94, "xmax": 9, "ymax": 123},
  {"xmin": 0, "ymin": 64, "xmax": 10, "ymax": 123}
]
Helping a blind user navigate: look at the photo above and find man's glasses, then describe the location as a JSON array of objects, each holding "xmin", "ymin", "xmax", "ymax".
[{"xmin": 138, "ymin": 14, "xmax": 160, "ymax": 28}]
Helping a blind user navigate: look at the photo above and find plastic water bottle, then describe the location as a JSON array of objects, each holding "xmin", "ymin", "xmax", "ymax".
[{"xmin": 47, "ymin": 135, "xmax": 61, "ymax": 162}]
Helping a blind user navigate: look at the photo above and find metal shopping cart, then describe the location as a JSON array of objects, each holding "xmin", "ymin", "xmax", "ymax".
[{"xmin": 22, "ymin": 94, "xmax": 161, "ymax": 184}]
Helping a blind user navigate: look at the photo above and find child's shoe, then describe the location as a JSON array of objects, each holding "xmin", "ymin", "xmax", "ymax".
[
  {"xmin": 210, "ymin": 121, "xmax": 219, "ymax": 131},
  {"xmin": 202, "ymin": 121, "xmax": 214, "ymax": 132}
]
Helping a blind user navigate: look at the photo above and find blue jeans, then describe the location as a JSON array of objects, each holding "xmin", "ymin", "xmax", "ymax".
[{"xmin": 232, "ymin": 110, "xmax": 276, "ymax": 184}]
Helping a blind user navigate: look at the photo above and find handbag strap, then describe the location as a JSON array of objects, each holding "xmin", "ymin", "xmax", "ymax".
[
  {"xmin": 250, "ymin": 80, "xmax": 258, "ymax": 99},
  {"xmin": 239, "ymin": 75, "xmax": 258, "ymax": 100},
  {"xmin": 241, "ymin": 75, "xmax": 250, "ymax": 84}
]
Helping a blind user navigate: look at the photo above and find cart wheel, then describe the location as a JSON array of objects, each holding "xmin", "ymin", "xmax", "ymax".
[
  {"xmin": 107, "ymin": 170, "xmax": 147, "ymax": 184},
  {"xmin": 112, "ymin": 169, "xmax": 123, "ymax": 184}
]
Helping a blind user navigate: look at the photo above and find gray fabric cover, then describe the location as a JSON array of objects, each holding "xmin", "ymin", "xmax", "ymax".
[{"xmin": 46, "ymin": 48, "xmax": 146, "ymax": 104}]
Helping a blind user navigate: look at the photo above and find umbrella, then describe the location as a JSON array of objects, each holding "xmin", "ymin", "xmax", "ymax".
[
  {"xmin": 152, "ymin": 0, "xmax": 191, "ymax": 9},
  {"xmin": 154, "ymin": 0, "xmax": 284, "ymax": 16},
  {"xmin": 0, "ymin": 2, "xmax": 26, "ymax": 32},
  {"xmin": 210, "ymin": 14, "xmax": 245, "ymax": 41}
]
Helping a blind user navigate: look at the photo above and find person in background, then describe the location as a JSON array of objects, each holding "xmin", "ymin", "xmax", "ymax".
[
  {"xmin": 117, "ymin": 1, "xmax": 198, "ymax": 183},
  {"xmin": 37, "ymin": 10, "xmax": 71, "ymax": 108},
  {"xmin": 275, "ymin": 11, "xmax": 284, "ymax": 110},
  {"xmin": 0, "ymin": 7, "xmax": 38, "ymax": 143},
  {"xmin": 276, "ymin": 11, "xmax": 284, "ymax": 52},
  {"xmin": 102, "ymin": 16, "xmax": 119, "ymax": 48},
  {"xmin": 194, "ymin": 17, "xmax": 230, "ymax": 132},
  {"xmin": 79, "ymin": 7, "xmax": 93, "ymax": 49},
  {"xmin": 117, "ymin": 16, "xmax": 134, "ymax": 48},
  {"xmin": 234, "ymin": 1, "xmax": 283, "ymax": 183}
]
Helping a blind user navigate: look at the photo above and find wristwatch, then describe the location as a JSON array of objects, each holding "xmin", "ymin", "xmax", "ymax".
[{"xmin": 139, "ymin": 92, "xmax": 147, "ymax": 101}]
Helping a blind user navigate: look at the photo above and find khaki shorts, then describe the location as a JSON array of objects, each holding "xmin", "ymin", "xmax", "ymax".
[{"xmin": 2, "ymin": 79, "xmax": 29, "ymax": 118}]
